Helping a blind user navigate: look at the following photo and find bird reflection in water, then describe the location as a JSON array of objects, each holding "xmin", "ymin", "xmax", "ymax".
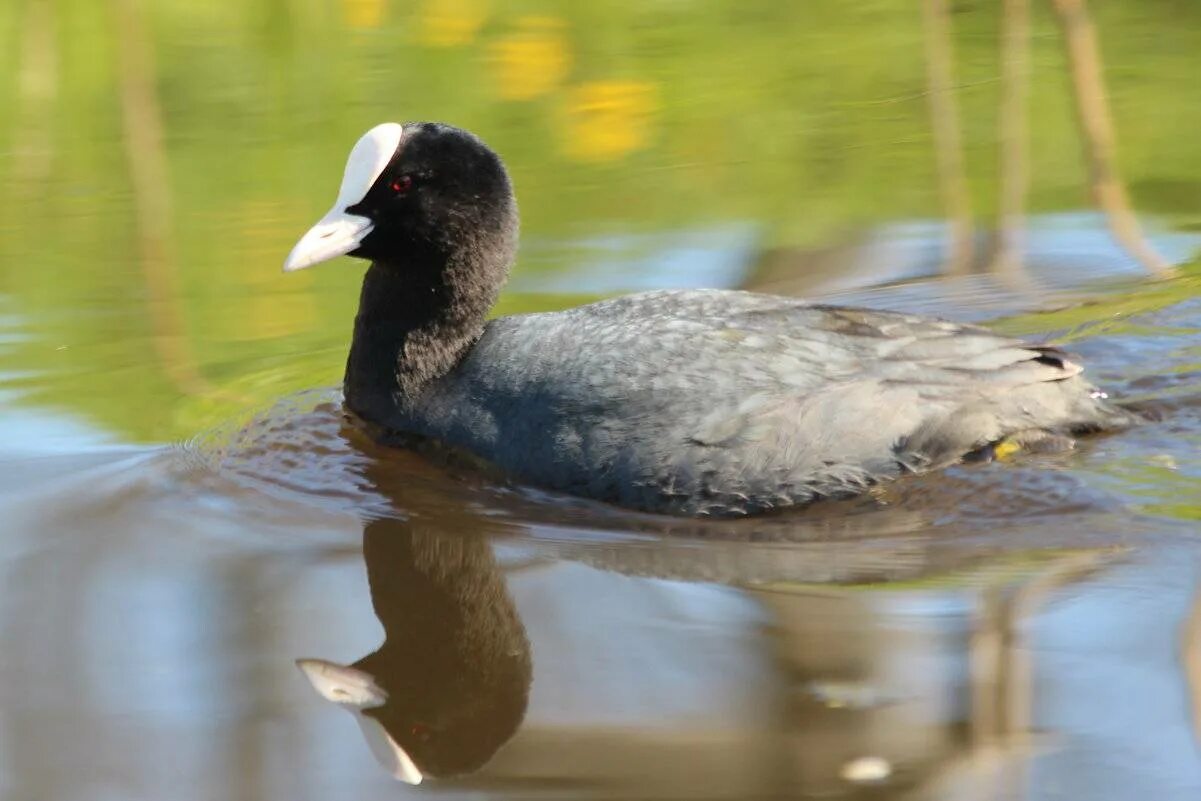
[
  {"xmin": 274, "ymin": 405, "xmax": 1178, "ymax": 797},
  {"xmin": 296, "ymin": 515, "xmax": 532, "ymax": 784}
]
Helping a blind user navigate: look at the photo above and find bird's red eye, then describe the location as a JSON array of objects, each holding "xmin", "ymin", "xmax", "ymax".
[{"xmin": 391, "ymin": 176, "xmax": 413, "ymax": 195}]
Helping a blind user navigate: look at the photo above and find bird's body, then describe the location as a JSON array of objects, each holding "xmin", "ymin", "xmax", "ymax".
[
  {"xmin": 286, "ymin": 122, "xmax": 1135, "ymax": 517},
  {"xmin": 348, "ymin": 286, "xmax": 1128, "ymax": 516}
]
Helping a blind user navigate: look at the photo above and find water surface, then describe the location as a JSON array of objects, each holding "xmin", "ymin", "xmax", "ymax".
[{"xmin": 2, "ymin": 1, "xmax": 1201, "ymax": 799}]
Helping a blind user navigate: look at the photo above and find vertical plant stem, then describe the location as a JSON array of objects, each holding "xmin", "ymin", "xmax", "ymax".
[
  {"xmin": 10, "ymin": 0, "xmax": 57, "ymax": 192},
  {"xmin": 921, "ymin": 0, "xmax": 975, "ymax": 275},
  {"xmin": 969, "ymin": 585, "xmax": 1006, "ymax": 747},
  {"xmin": 992, "ymin": 0, "xmax": 1031, "ymax": 277},
  {"xmin": 111, "ymin": 0, "xmax": 212, "ymax": 395},
  {"xmin": 1049, "ymin": 0, "xmax": 1174, "ymax": 276},
  {"xmin": 1184, "ymin": 582, "xmax": 1201, "ymax": 750}
]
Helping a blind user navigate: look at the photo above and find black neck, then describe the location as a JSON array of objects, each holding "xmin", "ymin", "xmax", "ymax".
[{"xmin": 343, "ymin": 255, "xmax": 499, "ymax": 422}]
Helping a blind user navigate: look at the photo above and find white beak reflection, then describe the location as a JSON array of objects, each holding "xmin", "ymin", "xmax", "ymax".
[{"xmin": 296, "ymin": 658, "xmax": 425, "ymax": 786}]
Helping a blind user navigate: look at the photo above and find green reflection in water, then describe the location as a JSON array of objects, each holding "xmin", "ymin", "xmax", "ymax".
[{"xmin": 1, "ymin": 0, "xmax": 1200, "ymax": 441}]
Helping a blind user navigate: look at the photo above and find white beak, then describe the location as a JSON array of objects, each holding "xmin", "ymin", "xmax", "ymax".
[
  {"xmin": 296, "ymin": 658, "xmax": 388, "ymax": 708},
  {"xmin": 283, "ymin": 121, "xmax": 405, "ymax": 273},
  {"xmin": 296, "ymin": 658, "xmax": 425, "ymax": 786},
  {"xmin": 282, "ymin": 210, "xmax": 373, "ymax": 272}
]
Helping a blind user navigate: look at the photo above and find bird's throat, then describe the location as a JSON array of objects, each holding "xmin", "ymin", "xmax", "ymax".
[{"xmin": 344, "ymin": 260, "xmax": 492, "ymax": 423}]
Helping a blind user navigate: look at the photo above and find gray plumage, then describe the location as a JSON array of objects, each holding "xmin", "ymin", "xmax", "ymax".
[{"xmin": 376, "ymin": 288, "xmax": 1132, "ymax": 517}]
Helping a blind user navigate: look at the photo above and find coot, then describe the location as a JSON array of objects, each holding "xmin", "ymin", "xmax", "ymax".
[{"xmin": 284, "ymin": 122, "xmax": 1133, "ymax": 516}]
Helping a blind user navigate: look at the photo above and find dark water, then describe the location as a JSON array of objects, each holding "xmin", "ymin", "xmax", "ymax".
[{"xmin": 3, "ymin": 1, "xmax": 1201, "ymax": 799}]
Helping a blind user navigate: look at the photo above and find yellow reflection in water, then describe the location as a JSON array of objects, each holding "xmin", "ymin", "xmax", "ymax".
[
  {"xmin": 488, "ymin": 16, "xmax": 572, "ymax": 101},
  {"xmin": 342, "ymin": 0, "xmax": 386, "ymax": 29},
  {"xmin": 418, "ymin": 0, "xmax": 489, "ymax": 47},
  {"xmin": 559, "ymin": 80, "xmax": 660, "ymax": 162}
]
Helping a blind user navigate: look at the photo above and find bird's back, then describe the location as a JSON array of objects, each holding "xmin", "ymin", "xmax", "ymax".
[{"xmin": 382, "ymin": 289, "xmax": 1131, "ymax": 515}]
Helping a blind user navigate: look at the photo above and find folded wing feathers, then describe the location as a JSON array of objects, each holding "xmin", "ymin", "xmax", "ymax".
[
  {"xmin": 775, "ymin": 307, "xmax": 1083, "ymax": 388},
  {"xmin": 872, "ymin": 321, "xmax": 1083, "ymax": 387}
]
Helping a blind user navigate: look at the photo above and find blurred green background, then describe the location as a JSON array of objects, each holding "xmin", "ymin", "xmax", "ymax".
[{"xmin": 1, "ymin": 0, "xmax": 1199, "ymax": 441}]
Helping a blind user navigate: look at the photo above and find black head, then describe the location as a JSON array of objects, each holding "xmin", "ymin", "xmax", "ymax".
[{"xmin": 283, "ymin": 122, "xmax": 518, "ymax": 280}]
